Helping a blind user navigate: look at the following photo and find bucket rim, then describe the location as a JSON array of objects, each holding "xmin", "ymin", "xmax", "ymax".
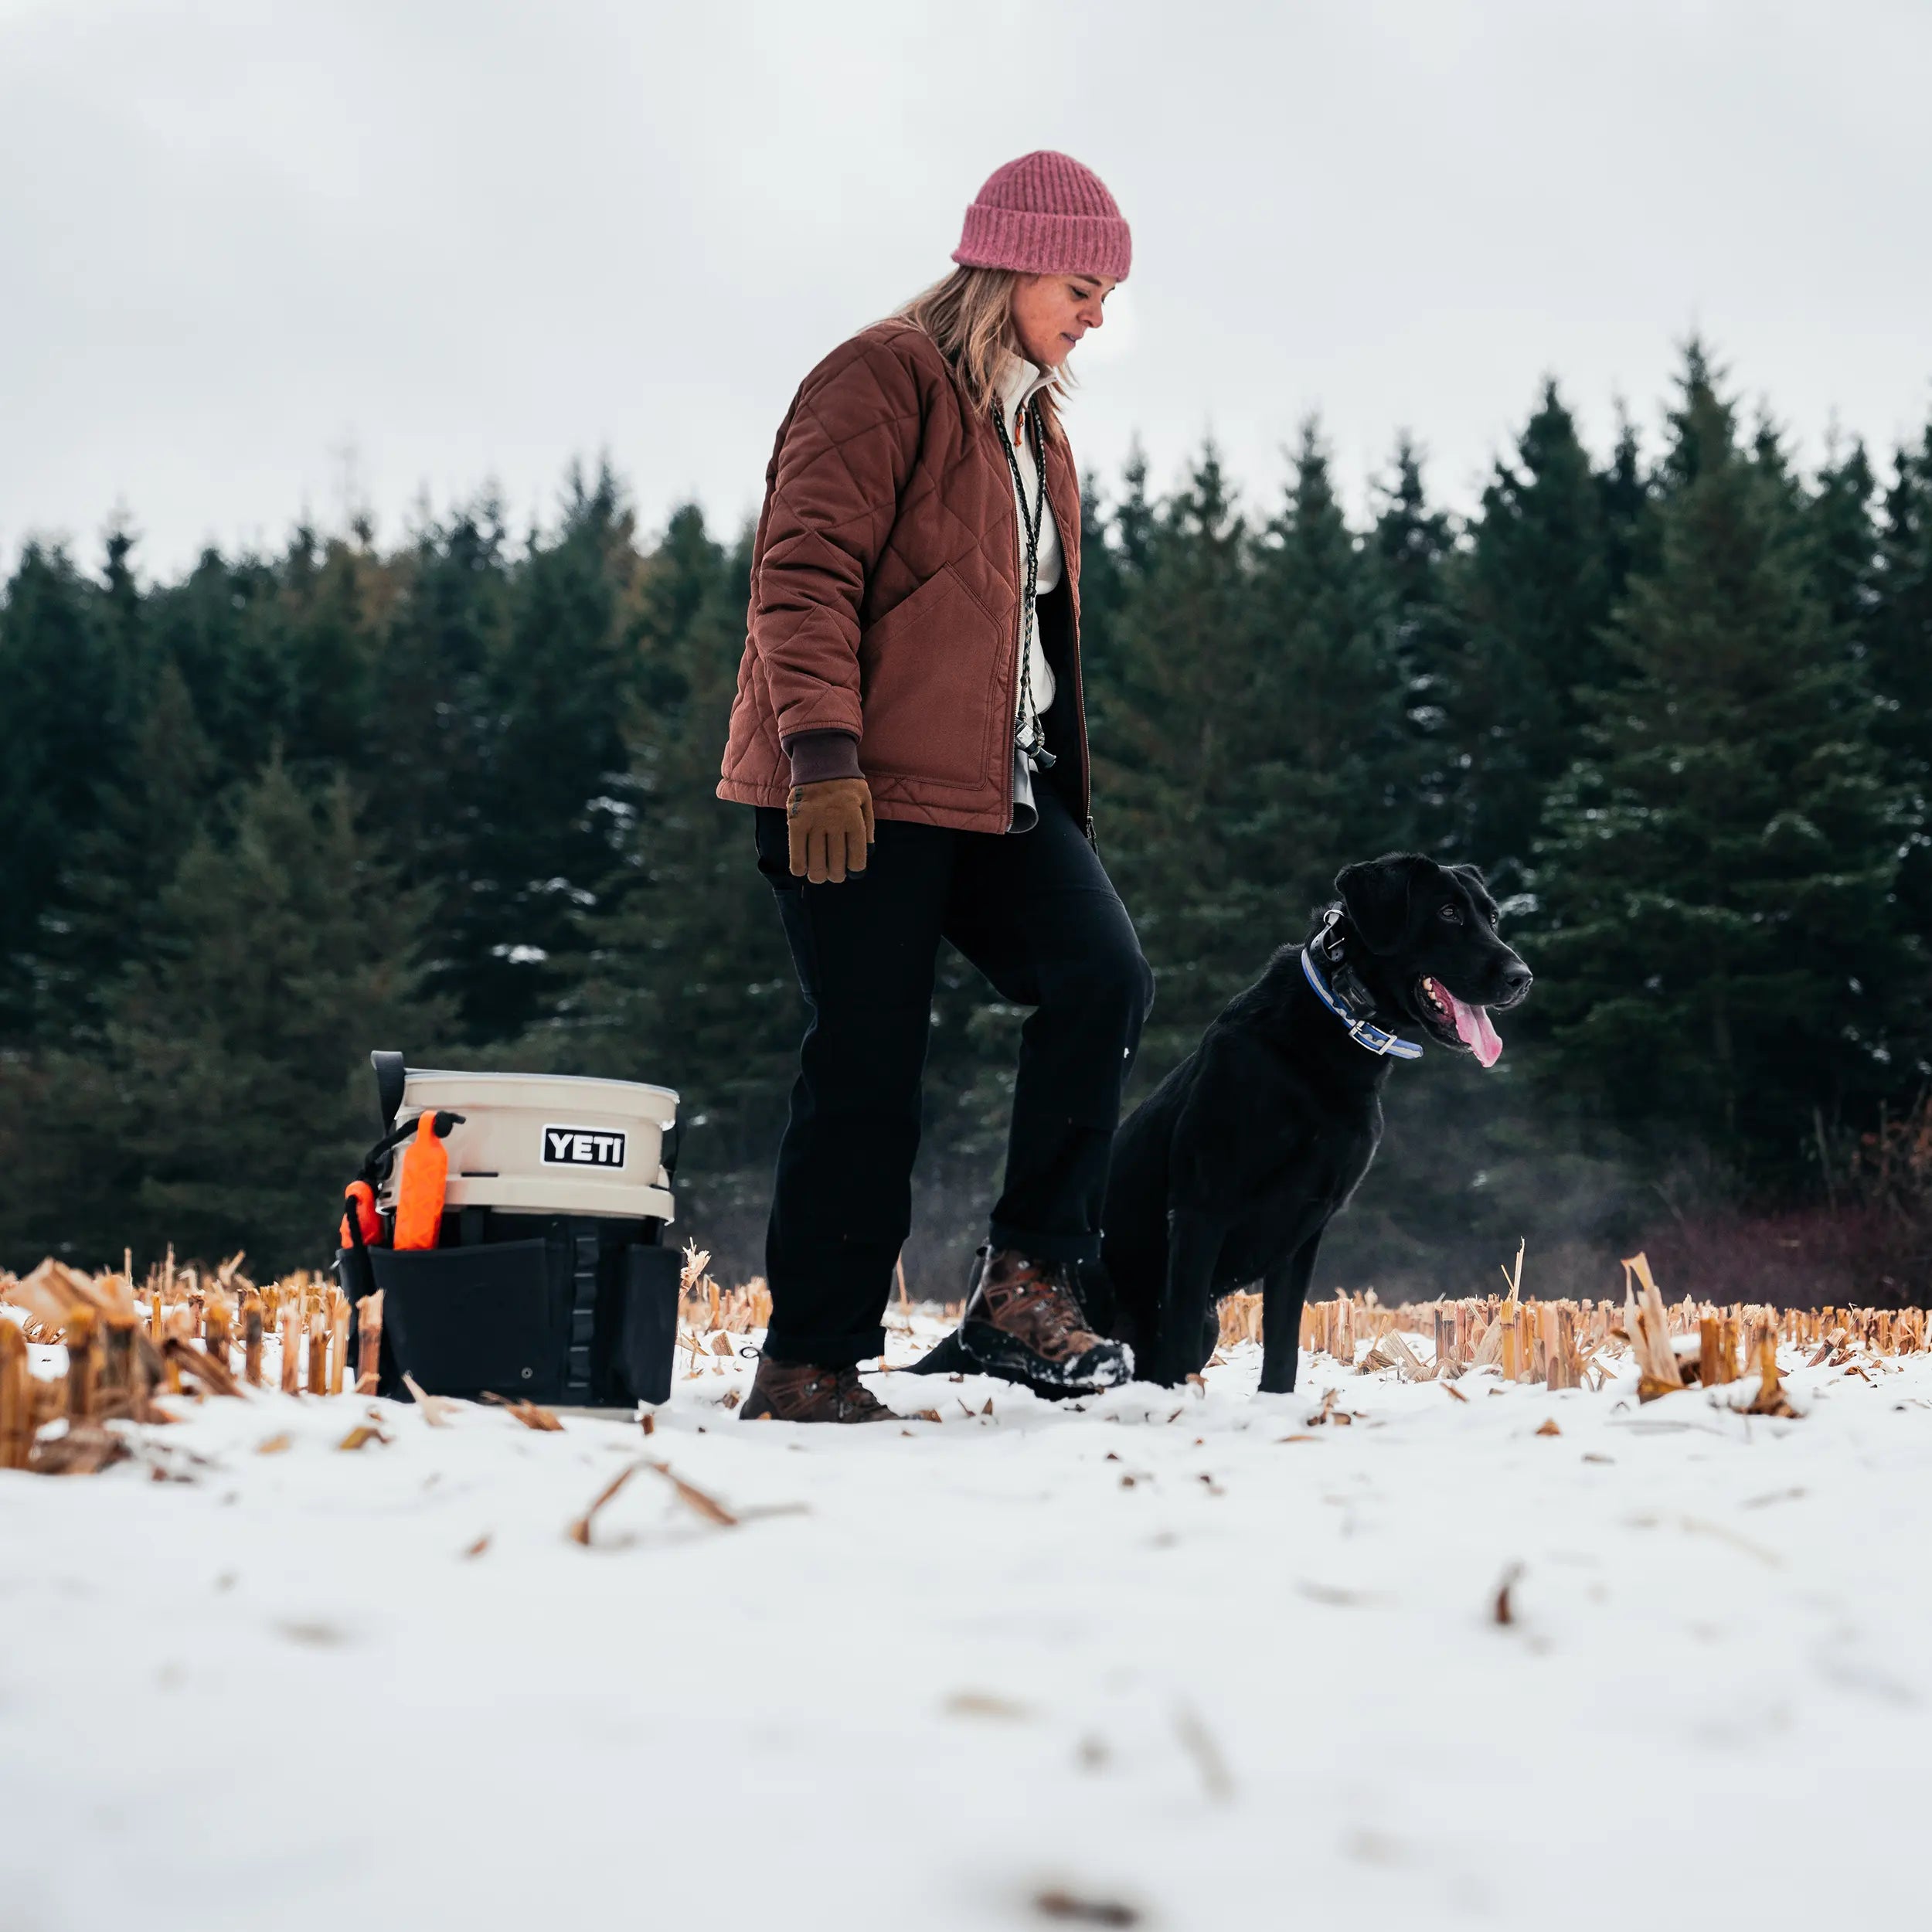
[{"xmin": 400, "ymin": 1067, "xmax": 679, "ymax": 1106}]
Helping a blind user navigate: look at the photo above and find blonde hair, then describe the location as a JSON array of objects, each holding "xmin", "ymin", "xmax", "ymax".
[{"xmin": 896, "ymin": 266, "xmax": 1063, "ymax": 426}]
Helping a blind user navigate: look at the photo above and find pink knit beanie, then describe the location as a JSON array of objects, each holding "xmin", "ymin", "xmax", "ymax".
[{"xmin": 952, "ymin": 151, "xmax": 1131, "ymax": 281}]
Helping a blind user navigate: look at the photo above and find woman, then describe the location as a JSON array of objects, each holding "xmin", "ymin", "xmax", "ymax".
[{"xmin": 718, "ymin": 151, "xmax": 1154, "ymax": 1423}]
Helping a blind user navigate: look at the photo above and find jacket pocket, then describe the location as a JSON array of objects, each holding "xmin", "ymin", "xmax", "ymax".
[{"xmin": 857, "ymin": 566, "xmax": 1003, "ymax": 789}]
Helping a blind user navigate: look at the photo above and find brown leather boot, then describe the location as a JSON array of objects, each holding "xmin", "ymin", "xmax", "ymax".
[
  {"xmin": 740, "ymin": 1356, "xmax": 897, "ymax": 1423},
  {"xmin": 959, "ymin": 1248, "xmax": 1133, "ymax": 1396}
]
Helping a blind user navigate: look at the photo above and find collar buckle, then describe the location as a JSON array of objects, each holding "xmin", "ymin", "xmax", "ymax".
[{"xmin": 1347, "ymin": 1015, "xmax": 1403, "ymax": 1056}]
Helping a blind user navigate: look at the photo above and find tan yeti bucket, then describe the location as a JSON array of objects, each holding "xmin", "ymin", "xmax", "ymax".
[{"xmin": 374, "ymin": 1069, "xmax": 679, "ymax": 1224}]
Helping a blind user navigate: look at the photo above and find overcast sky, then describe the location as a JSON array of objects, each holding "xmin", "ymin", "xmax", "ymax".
[{"xmin": 5, "ymin": 0, "xmax": 1930, "ymax": 579}]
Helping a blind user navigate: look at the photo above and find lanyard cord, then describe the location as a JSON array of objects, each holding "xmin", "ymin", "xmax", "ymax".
[{"xmin": 992, "ymin": 397, "xmax": 1056, "ymax": 770}]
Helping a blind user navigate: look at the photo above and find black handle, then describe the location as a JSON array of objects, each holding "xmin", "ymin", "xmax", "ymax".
[{"xmin": 370, "ymin": 1049, "xmax": 407, "ymax": 1131}]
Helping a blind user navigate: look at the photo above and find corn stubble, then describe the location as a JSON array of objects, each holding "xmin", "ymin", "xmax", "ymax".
[
  {"xmin": 2, "ymin": 1236, "xmax": 1915, "ymax": 1481},
  {"xmin": 1253, "ymin": 1247, "xmax": 1914, "ymax": 1415},
  {"xmin": 0, "ymin": 1254, "xmax": 367, "ymax": 1475}
]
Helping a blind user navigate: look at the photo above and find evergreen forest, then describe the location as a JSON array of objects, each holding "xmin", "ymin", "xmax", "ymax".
[{"xmin": 5, "ymin": 346, "xmax": 1930, "ymax": 1304}]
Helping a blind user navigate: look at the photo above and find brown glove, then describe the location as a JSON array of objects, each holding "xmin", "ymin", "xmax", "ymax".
[{"xmin": 787, "ymin": 777, "xmax": 875, "ymax": 884}]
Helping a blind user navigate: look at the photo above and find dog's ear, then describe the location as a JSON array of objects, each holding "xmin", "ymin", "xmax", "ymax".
[
  {"xmin": 1448, "ymin": 862, "xmax": 1498, "ymax": 921},
  {"xmin": 1335, "ymin": 853, "xmax": 1431, "ymax": 954}
]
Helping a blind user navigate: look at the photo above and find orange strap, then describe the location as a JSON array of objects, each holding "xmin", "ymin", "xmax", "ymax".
[{"xmin": 393, "ymin": 1114, "xmax": 448, "ymax": 1251}]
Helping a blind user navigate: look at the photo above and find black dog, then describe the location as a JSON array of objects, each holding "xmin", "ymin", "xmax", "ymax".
[{"xmin": 1087, "ymin": 853, "xmax": 1532, "ymax": 1394}]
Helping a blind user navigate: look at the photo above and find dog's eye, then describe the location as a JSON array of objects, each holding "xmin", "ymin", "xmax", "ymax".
[{"xmin": 1438, "ymin": 903, "xmax": 1463, "ymax": 924}]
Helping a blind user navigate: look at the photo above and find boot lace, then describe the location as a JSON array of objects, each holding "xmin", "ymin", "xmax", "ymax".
[{"xmin": 985, "ymin": 1262, "xmax": 1098, "ymax": 1349}]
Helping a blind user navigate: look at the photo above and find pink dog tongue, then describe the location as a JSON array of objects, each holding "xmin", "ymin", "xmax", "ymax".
[{"xmin": 1447, "ymin": 992, "xmax": 1503, "ymax": 1068}]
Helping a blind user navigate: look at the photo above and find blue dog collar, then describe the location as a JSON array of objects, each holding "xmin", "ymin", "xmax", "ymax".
[{"xmin": 1301, "ymin": 940, "xmax": 1423, "ymax": 1061}]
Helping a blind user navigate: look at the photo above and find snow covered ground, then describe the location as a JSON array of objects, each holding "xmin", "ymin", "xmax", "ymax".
[{"xmin": 3, "ymin": 1318, "xmax": 1930, "ymax": 1932}]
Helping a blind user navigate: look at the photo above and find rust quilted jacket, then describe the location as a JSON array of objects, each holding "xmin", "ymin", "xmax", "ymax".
[{"xmin": 716, "ymin": 319, "xmax": 1087, "ymax": 835}]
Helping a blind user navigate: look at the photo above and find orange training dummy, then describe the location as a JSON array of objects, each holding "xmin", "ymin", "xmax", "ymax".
[
  {"xmin": 339, "ymin": 1179, "xmax": 381, "ymax": 1249},
  {"xmin": 393, "ymin": 1113, "xmax": 450, "ymax": 1251}
]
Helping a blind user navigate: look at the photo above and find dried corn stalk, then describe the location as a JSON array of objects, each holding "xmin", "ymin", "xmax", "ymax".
[
  {"xmin": 1623, "ymin": 1253, "xmax": 1684, "ymax": 1401},
  {"xmin": 482, "ymin": 1393, "xmax": 563, "ymax": 1432},
  {"xmin": 164, "ymin": 1335, "xmax": 243, "ymax": 1400},
  {"xmin": 1744, "ymin": 1335, "xmax": 1800, "ymax": 1418},
  {"xmin": 279, "ymin": 1304, "xmax": 301, "ymax": 1396},
  {"xmin": 240, "ymin": 1291, "xmax": 264, "ymax": 1387},
  {"xmin": 0, "ymin": 1322, "xmax": 33, "ymax": 1470},
  {"xmin": 401, "ymin": 1372, "xmax": 459, "ymax": 1427},
  {"xmin": 1357, "ymin": 1328, "xmax": 1427, "ymax": 1379},
  {"xmin": 645, "ymin": 1459, "xmax": 736, "ymax": 1527},
  {"xmin": 566, "ymin": 1461, "xmax": 640, "ymax": 1545},
  {"xmin": 64, "ymin": 1305, "xmax": 98, "ymax": 1423},
  {"xmin": 327, "ymin": 1287, "xmax": 349, "ymax": 1397},
  {"xmin": 5, "ymin": 1259, "xmax": 100, "ymax": 1340},
  {"xmin": 304, "ymin": 1307, "xmax": 328, "ymax": 1397},
  {"xmin": 354, "ymin": 1291, "xmax": 383, "ymax": 1396}
]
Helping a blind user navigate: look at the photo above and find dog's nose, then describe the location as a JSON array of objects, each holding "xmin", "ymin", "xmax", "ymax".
[{"xmin": 1498, "ymin": 961, "xmax": 1533, "ymax": 1005}]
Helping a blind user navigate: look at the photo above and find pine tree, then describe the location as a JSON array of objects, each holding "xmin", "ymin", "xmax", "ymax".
[
  {"xmin": 1868, "ymin": 423, "xmax": 1932, "ymax": 939},
  {"xmin": 1532, "ymin": 359, "xmax": 1913, "ymax": 1181},
  {"xmin": 1870, "ymin": 424, "xmax": 1932, "ymax": 750},
  {"xmin": 19, "ymin": 759, "xmax": 449, "ymax": 1274},
  {"xmin": 1077, "ymin": 447, "xmax": 1154, "ymax": 818},
  {"xmin": 272, "ymin": 525, "xmax": 389, "ymax": 783},
  {"xmin": 1596, "ymin": 406, "xmax": 1656, "ymax": 602},
  {"xmin": 1369, "ymin": 437, "xmax": 1464, "ymax": 845},
  {"xmin": 145, "ymin": 545, "xmax": 300, "ymax": 777},
  {"xmin": 1447, "ymin": 382, "xmax": 1621, "ymax": 890},
  {"xmin": 466, "ymin": 467, "xmax": 649, "ymax": 1041},
  {"xmin": 0, "ymin": 542, "xmax": 141, "ymax": 1039},
  {"xmin": 1806, "ymin": 438, "xmax": 1877, "ymax": 641},
  {"xmin": 1239, "ymin": 422, "xmax": 1415, "ymax": 918},
  {"xmin": 360, "ymin": 470, "xmax": 649, "ymax": 1043},
  {"xmin": 1087, "ymin": 444, "xmax": 1256, "ymax": 1057},
  {"xmin": 36, "ymin": 658, "xmax": 219, "ymax": 1043},
  {"xmin": 359, "ymin": 502, "xmax": 514, "ymax": 1036},
  {"xmin": 1371, "ymin": 438, "xmax": 1455, "ymax": 657}
]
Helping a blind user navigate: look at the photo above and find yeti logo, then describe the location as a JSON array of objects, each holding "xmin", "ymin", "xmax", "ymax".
[{"xmin": 541, "ymin": 1126, "xmax": 628, "ymax": 1170}]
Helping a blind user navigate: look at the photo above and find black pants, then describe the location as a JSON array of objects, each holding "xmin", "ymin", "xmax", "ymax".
[{"xmin": 755, "ymin": 784, "xmax": 1154, "ymax": 1366}]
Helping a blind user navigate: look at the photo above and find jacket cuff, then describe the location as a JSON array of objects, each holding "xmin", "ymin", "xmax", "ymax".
[{"xmin": 781, "ymin": 730, "xmax": 863, "ymax": 787}]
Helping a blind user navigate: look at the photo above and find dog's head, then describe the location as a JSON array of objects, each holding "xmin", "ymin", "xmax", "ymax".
[{"xmin": 1331, "ymin": 853, "xmax": 1532, "ymax": 1066}]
